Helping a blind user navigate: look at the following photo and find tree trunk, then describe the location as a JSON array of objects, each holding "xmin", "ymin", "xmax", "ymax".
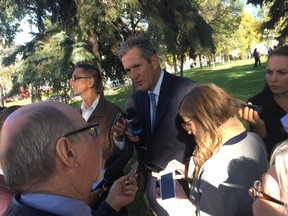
[
  {"xmin": 0, "ymin": 84, "xmax": 4, "ymax": 107},
  {"xmin": 180, "ymin": 54, "xmax": 184, "ymax": 77},
  {"xmin": 199, "ymin": 54, "xmax": 202, "ymax": 68},
  {"xmin": 88, "ymin": 32, "xmax": 104, "ymax": 96},
  {"xmin": 173, "ymin": 54, "xmax": 177, "ymax": 74}
]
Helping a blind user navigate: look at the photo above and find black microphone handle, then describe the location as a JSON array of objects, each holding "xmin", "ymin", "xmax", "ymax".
[
  {"xmin": 104, "ymin": 149, "xmax": 133, "ymax": 178},
  {"xmin": 91, "ymin": 149, "xmax": 133, "ymax": 191},
  {"xmin": 91, "ymin": 178, "xmax": 108, "ymax": 191}
]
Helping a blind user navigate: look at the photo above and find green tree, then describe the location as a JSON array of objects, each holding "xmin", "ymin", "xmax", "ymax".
[
  {"xmin": 139, "ymin": 0, "xmax": 215, "ymax": 75},
  {"xmin": 234, "ymin": 12, "xmax": 262, "ymax": 56},
  {"xmin": 76, "ymin": 0, "xmax": 146, "ymax": 81},
  {"xmin": 1, "ymin": 0, "xmax": 147, "ymax": 99},
  {"xmin": 6, "ymin": 30, "xmax": 95, "ymax": 101},
  {"xmin": 197, "ymin": 0, "xmax": 243, "ymax": 61},
  {"xmin": 247, "ymin": 0, "xmax": 288, "ymax": 44}
]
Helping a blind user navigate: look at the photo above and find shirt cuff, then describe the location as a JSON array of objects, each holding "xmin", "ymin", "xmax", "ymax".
[{"xmin": 113, "ymin": 135, "xmax": 125, "ymax": 150}]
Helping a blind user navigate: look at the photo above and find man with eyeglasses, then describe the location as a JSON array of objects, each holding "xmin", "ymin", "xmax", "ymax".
[
  {"xmin": 70, "ymin": 63, "xmax": 125, "ymax": 162},
  {"xmin": 70, "ymin": 64, "xmax": 130, "ymax": 213},
  {"xmin": 0, "ymin": 101, "xmax": 138, "ymax": 215}
]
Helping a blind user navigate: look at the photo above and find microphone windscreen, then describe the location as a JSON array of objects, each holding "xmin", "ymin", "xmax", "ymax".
[
  {"xmin": 132, "ymin": 116, "xmax": 141, "ymax": 127},
  {"xmin": 125, "ymin": 108, "xmax": 136, "ymax": 120}
]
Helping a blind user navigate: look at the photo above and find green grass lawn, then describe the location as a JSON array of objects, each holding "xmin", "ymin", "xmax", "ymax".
[{"xmin": 185, "ymin": 58, "xmax": 266, "ymax": 101}]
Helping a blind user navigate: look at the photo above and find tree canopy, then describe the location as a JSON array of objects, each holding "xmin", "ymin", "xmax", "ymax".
[
  {"xmin": 0, "ymin": 0, "xmax": 270, "ymax": 101},
  {"xmin": 247, "ymin": 0, "xmax": 288, "ymax": 44}
]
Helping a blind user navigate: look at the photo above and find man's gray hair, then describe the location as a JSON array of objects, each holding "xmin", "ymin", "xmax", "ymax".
[
  {"xmin": 118, "ymin": 37, "xmax": 157, "ymax": 63},
  {"xmin": 2, "ymin": 105, "xmax": 76, "ymax": 190}
]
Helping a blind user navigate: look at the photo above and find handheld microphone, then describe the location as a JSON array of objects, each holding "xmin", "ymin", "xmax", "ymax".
[
  {"xmin": 125, "ymin": 108, "xmax": 142, "ymax": 136},
  {"xmin": 129, "ymin": 116, "xmax": 142, "ymax": 136},
  {"xmin": 91, "ymin": 149, "xmax": 133, "ymax": 191},
  {"xmin": 125, "ymin": 108, "xmax": 137, "ymax": 120}
]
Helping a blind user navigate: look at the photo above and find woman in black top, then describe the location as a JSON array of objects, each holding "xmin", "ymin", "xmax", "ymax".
[{"xmin": 240, "ymin": 45, "xmax": 288, "ymax": 158}]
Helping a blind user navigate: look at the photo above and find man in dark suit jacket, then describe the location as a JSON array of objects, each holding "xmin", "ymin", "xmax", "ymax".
[{"xmin": 116, "ymin": 37, "xmax": 196, "ymax": 214}]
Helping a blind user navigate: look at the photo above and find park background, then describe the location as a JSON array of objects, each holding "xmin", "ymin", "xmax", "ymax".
[{"xmin": 0, "ymin": 0, "xmax": 286, "ymax": 105}]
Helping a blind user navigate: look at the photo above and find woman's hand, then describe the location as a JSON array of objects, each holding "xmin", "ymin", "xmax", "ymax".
[{"xmin": 238, "ymin": 103, "xmax": 267, "ymax": 138}]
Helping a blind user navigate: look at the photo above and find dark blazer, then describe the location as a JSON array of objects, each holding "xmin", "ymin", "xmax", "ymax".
[
  {"xmin": 77, "ymin": 96, "xmax": 122, "ymax": 165},
  {"xmin": 129, "ymin": 71, "xmax": 196, "ymax": 168},
  {"xmin": 0, "ymin": 174, "xmax": 15, "ymax": 215}
]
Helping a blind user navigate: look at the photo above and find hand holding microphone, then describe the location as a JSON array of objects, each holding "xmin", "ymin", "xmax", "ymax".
[{"xmin": 112, "ymin": 108, "xmax": 142, "ymax": 143}]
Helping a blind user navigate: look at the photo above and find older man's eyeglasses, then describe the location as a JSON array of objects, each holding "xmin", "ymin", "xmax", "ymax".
[
  {"xmin": 181, "ymin": 118, "xmax": 193, "ymax": 132},
  {"xmin": 64, "ymin": 123, "xmax": 100, "ymax": 139},
  {"xmin": 252, "ymin": 180, "xmax": 287, "ymax": 207},
  {"xmin": 70, "ymin": 76, "xmax": 91, "ymax": 82}
]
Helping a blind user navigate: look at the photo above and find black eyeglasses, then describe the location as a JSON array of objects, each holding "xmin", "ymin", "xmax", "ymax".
[
  {"xmin": 181, "ymin": 118, "xmax": 193, "ymax": 132},
  {"xmin": 70, "ymin": 76, "xmax": 91, "ymax": 82},
  {"xmin": 64, "ymin": 123, "xmax": 100, "ymax": 139},
  {"xmin": 252, "ymin": 180, "xmax": 287, "ymax": 207}
]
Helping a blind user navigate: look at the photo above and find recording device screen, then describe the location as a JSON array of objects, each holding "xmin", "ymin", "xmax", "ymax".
[
  {"xmin": 281, "ymin": 114, "xmax": 288, "ymax": 133},
  {"xmin": 160, "ymin": 171, "xmax": 176, "ymax": 200}
]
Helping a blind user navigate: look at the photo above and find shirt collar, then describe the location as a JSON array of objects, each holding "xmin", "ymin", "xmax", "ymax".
[
  {"xmin": 81, "ymin": 95, "xmax": 100, "ymax": 112},
  {"xmin": 20, "ymin": 193, "xmax": 92, "ymax": 216},
  {"xmin": 148, "ymin": 69, "xmax": 164, "ymax": 96}
]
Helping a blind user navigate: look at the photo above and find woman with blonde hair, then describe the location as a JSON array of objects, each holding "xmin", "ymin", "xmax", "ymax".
[
  {"xmin": 156, "ymin": 83, "xmax": 268, "ymax": 216},
  {"xmin": 250, "ymin": 139, "xmax": 288, "ymax": 216}
]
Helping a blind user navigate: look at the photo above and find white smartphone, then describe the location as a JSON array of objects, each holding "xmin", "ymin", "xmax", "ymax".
[
  {"xmin": 159, "ymin": 169, "xmax": 176, "ymax": 200},
  {"xmin": 280, "ymin": 114, "xmax": 288, "ymax": 133}
]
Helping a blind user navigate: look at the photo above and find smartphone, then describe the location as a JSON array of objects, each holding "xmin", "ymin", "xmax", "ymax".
[
  {"xmin": 128, "ymin": 160, "xmax": 139, "ymax": 176},
  {"xmin": 280, "ymin": 114, "xmax": 288, "ymax": 134},
  {"xmin": 246, "ymin": 104, "xmax": 263, "ymax": 113},
  {"xmin": 125, "ymin": 161, "xmax": 139, "ymax": 185},
  {"xmin": 160, "ymin": 169, "xmax": 176, "ymax": 200},
  {"xmin": 144, "ymin": 162, "xmax": 164, "ymax": 173},
  {"xmin": 113, "ymin": 112, "xmax": 125, "ymax": 126}
]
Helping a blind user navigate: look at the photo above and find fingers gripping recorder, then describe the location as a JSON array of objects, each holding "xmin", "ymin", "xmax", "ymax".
[{"xmin": 114, "ymin": 109, "xmax": 142, "ymax": 136}]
